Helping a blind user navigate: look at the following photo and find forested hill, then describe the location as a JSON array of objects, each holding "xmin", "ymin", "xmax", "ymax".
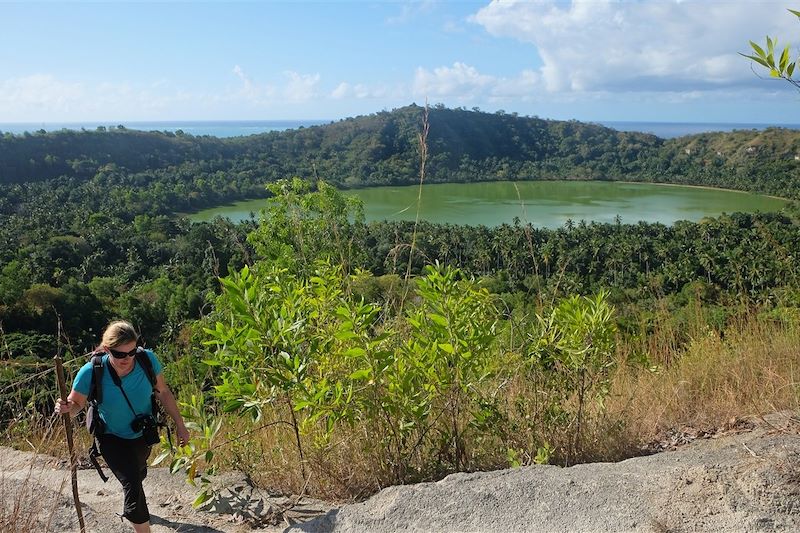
[
  {"xmin": 1, "ymin": 105, "xmax": 660, "ymax": 185},
  {"xmin": 2, "ymin": 105, "xmax": 800, "ymax": 202},
  {"xmin": 0, "ymin": 127, "xmax": 238, "ymax": 183}
]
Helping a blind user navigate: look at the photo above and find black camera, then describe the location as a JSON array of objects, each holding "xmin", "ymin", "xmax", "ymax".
[{"xmin": 131, "ymin": 414, "xmax": 160, "ymax": 445}]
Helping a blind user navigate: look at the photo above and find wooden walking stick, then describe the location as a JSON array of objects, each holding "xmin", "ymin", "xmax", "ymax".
[{"xmin": 55, "ymin": 355, "xmax": 87, "ymax": 533}]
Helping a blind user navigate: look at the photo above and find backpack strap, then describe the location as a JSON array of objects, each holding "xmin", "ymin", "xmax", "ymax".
[
  {"xmin": 85, "ymin": 353, "xmax": 109, "ymax": 482},
  {"xmin": 134, "ymin": 348, "xmax": 158, "ymax": 390},
  {"xmin": 133, "ymin": 348, "xmax": 160, "ymax": 416},
  {"xmin": 87, "ymin": 353, "xmax": 105, "ymax": 404},
  {"xmin": 88, "ymin": 439, "xmax": 108, "ymax": 483}
]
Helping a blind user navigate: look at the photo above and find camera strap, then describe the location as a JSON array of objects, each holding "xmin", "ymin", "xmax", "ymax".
[
  {"xmin": 106, "ymin": 362, "xmax": 141, "ymax": 418},
  {"xmin": 106, "ymin": 356, "xmax": 168, "ymax": 448}
]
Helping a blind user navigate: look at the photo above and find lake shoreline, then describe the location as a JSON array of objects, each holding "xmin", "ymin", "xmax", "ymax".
[
  {"xmin": 342, "ymin": 178, "xmax": 793, "ymax": 202},
  {"xmin": 186, "ymin": 179, "xmax": 790, "ymax": 228},
  {"xmin": 620, "ymin": 180, "xmax": 791, "ymax": 201}
]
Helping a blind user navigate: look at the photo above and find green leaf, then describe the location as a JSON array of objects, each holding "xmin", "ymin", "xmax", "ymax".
[
  {"xmin": 192, "ymin": 490, "xmax": 213, "ymax": 508},
  {"xmin": 170, "ymin": 459, "xmax": 185, "ymax": 475},
  {"xmin": 780, "ymin": 45, "xmax": 790, "ymax": 73},
  {"xmin": 740, "ymin": 53, "xmax": 770, "ymax": 69},
  {"xmin": 371, "ymin": 332, "xmax": 391, "ymax": 343},
  {"xmin": 349, "ymin": 368, "xmax": 371, "ymax": 380},
  {"xmin": 428, "ymin": 313, "xmax": 448, "ymax": 327},
  {"xmin": 344, "ymin": 347, "xmax": 366, "ymax": 357},
  {"xmin": 222, "ymin": 399, "xmax": 245, "ymax": 412},
  {"xmin": 293, "ymin": 400, "xmax": 313, "ymax": 410},
  {"xmin": 334, "ymin": 330, "xmax": 357, "ymax": 341},
  {"xmin": 770, "ymin": 68, "xmax": 780, "ymax": 78},
  {"xmin": 789, "ymin": 8, "xmax": 800, "ymax": 19},
  {"xmin": 185, "ymin": 421, "xmax": 202, "ymax": 432},
  {"xmin": 219, "ymin": 277, "xmax": 242, "ymax": 294},
  {"xmin": 151, "ymin": 450, "xmax": 171, "ymax": 466},
  {"xmin": 749, "ymin": 40, "xmax": 767, "ymax": 59},
  {"xmin": 438, "ymin": 343, "xmax": 455, "ymax": 354},
  {"xmin": 788, "ymin": 62, "xmax": 796, "ymax": 78}
]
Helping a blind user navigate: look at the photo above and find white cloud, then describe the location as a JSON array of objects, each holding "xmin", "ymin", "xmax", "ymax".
[
  {"xmin": 386, "ymin": 0, "xmax": 437, "ymax": 25},
  {"xmin": 231, "ymin": 65, "xmax": 276, "ymax": 105},
  {"xmin": 413, "ymin": 62, "xmax": 543, "ymax": 101},
  {"xmin": 231, "ymin": 66, "xmax": 319, "ymax": 105},
  {"xmin": 330, "ymin": 81, "xmax": 406, "ymax": 100},
  {"xmin": 413, "ymin": 62, "xmax": 495, "ymax": 98},
  {"xmin": 331, "ymin": 82, "xmax": 368, "ymax": 99},
  {"xmin": 331, "ymin": 82, "xmax": 351, "ymax": 100},
  {"xmin": 0, "ymin": 75, "xmax": 86, "ymax": 114},
  {"xmin": 490, "ymin": 69, "xmax": 541, "ymax": 99},
  {"xmin": 0, "ymin": 75, "xmax": 194, "ymax": 120},
  {"xmin": 472, "ymin": 0, "xmax": 798, "ymax": 93},
  {"xmin": 442, "ymin": 19, "xmax": 465, "ymax": 34},
  {"xmin": 0, "ymin": 67, "xmax": 325, "ymax": 121},
  {"xmin": 232, "ymin": 65, "xmax": 250, "ymax": 88},
  {"xmin": 282, "ymin": 71, "xmax": 321, "ymax": 103}
]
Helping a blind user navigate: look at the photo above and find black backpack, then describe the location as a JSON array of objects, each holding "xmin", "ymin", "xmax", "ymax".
[{"xmin": 85, "ymin": 349, "xmax": 163, "ymax": 481}]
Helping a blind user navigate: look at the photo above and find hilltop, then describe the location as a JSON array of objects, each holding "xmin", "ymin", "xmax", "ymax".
[{"xmin": 2, "ymin": 105, "xmax": 799, "ymax": 202}]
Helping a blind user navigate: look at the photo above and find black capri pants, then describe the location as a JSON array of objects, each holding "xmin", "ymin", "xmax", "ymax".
[{"xmin": 98, "ymin": 433, "xmax": 151, "ymax": 524}]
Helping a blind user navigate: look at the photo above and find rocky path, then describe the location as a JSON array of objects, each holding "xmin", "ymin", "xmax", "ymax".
[
  {"xmin": 3, "ymin": 412, "xmax": 799, "ymax": 532},
  {"xmin": 299, "ymin": 412, "xmax": 800, "ymax": 533},
  {"xmin": 0, "ymin": 446, "xmax": 329, "ymax": 532}
]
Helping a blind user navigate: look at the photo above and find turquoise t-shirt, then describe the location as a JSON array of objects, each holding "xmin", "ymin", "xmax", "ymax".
[{"xmin": 73, "ymin": 350, "xmax": 163, "ymax": 439}]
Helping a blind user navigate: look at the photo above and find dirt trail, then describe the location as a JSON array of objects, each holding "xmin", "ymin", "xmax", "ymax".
[
  {"xmin": 3, "ymin": 412, "xmax": 799, "ymax": 532},
  {"xmin": 0, "ymin": 447, "xmax": 329, "ymax": 532}
]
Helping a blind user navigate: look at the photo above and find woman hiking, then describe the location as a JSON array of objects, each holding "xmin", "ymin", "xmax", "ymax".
[{"xmin": 55, "ymin": 320, "xmax": 190, "ymax": 533}]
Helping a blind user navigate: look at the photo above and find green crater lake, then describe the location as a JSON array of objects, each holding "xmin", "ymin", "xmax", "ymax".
[{"xmin": 188, "ymin": 181, "xmax": 790, "ymax": 228}]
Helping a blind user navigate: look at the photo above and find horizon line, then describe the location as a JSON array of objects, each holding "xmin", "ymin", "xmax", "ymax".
[{"xmin": 3, "ymin": 118, "xmax": 800, "ymax": 127}]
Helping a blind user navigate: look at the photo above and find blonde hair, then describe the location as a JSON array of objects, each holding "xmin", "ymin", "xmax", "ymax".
[{"xmin": 101, "ymin": 320, "xmax": 139, "ymax": 348}]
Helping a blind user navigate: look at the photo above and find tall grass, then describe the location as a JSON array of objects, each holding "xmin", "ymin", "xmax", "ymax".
[
  {"xmin": 612, "ymin": 311, "xmax": 800, "ymax": 442},
  {"xmin": 0, "ymin": 423, "xmax": 68, "ymax": 533}
]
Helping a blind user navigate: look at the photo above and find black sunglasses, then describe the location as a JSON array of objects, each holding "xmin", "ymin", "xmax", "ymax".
[{"xmin": 109, "ymin": 346, "xmax": 141, "ymax": 359}]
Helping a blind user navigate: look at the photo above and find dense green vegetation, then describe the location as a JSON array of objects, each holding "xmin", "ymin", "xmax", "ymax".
[
  {"xmin": 1, "ymin": 106, "xmax": 799, "ymax": 498},
  {"xmin": 3, "ymin": 106, "xmax": 800, "ymax": 215},
  {"xmin": 1, "ymin": 105, "xmax": 798, "ymax": 382}
]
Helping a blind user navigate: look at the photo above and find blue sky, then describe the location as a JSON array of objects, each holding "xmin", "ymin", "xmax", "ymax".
[{"xmin": 2, "ymin": 0, "xmax": 800, "ymax": 124}]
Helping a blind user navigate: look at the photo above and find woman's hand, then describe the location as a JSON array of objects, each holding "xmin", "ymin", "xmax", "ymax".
[
  {"xmin": 54, "ymin": 392, "xmax": 86, "ymax": 417},
  {"xmin": 54, "ymin": 398, "xmax": 75, "ymax": 417},
  {"xmin": 176, "ymin": 423, "xmax": 190, "ymax": 447}
]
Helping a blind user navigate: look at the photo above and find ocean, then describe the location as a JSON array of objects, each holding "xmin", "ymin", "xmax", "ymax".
[
  {"xmin": 0, "ymin": 120, "xmax": 325, "ymax": 138},
  {"xmin": 1, "ymin": 119, "xmax": 799, "ymax": 140},
  {"xmin": 599, "ymin": 121, "xmax": 800, "ymax": 138}
]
